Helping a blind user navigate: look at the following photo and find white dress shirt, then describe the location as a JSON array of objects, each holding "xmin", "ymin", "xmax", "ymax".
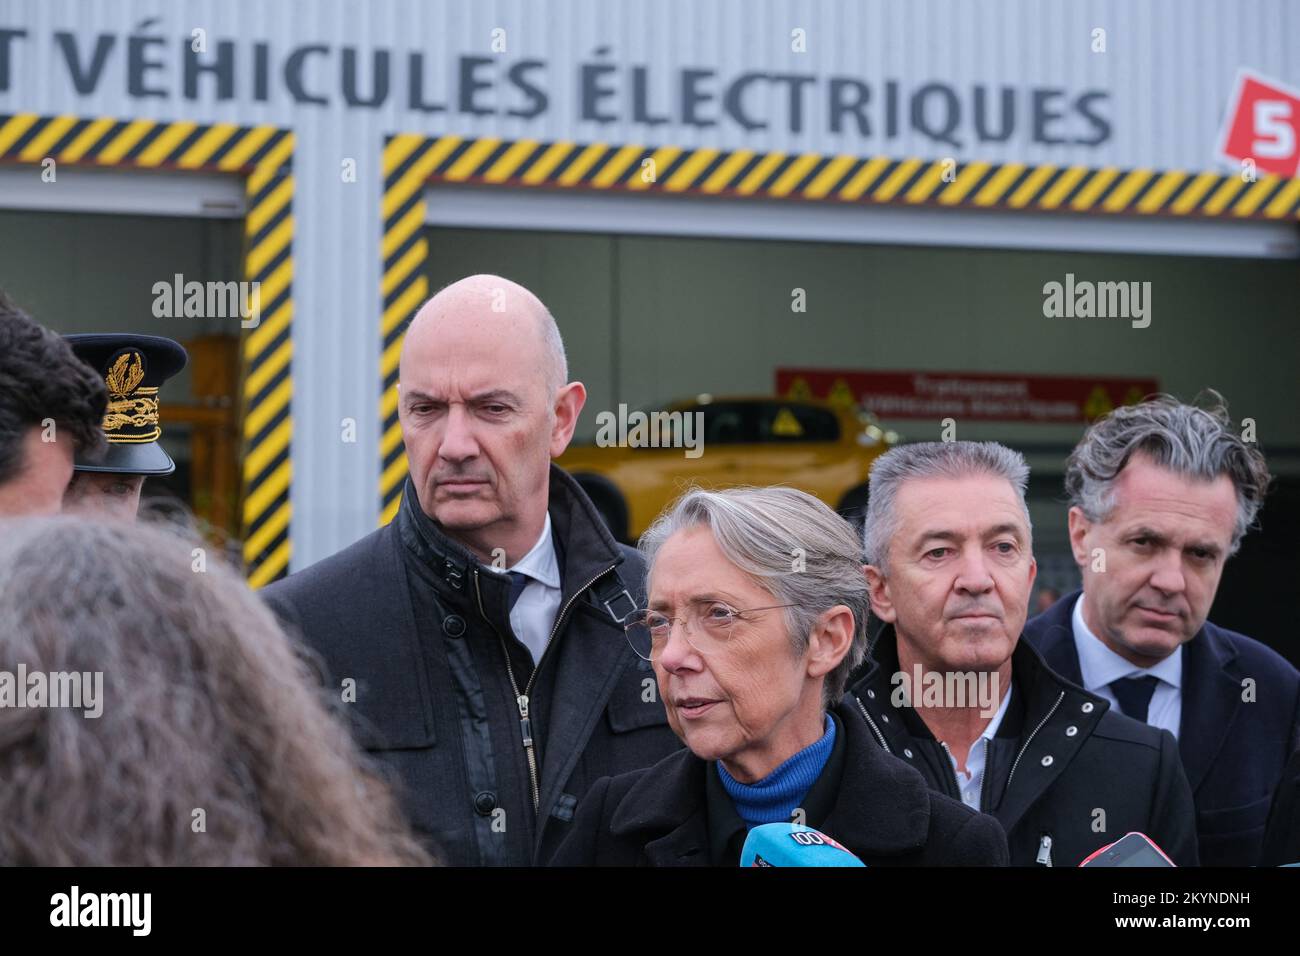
[
  {"xmin": 943, "ymin": 682, "xmax": 1013, "ymax": 811},
  {"xmin": 484, "ymin": 513, "xmax": 562, "ymax": 666},
  {"xmin": 1071, "ymin": 594, "xmax": 1182, "ymax": 739}
]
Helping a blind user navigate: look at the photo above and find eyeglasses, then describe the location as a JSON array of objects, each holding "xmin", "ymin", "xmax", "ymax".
[{"xmin": 624, "ymin": 599, "xmax": 798, "ymax": 662}]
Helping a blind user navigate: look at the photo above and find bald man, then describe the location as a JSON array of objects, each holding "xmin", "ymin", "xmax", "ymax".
[{"xmin": 263, "ymin": 275, "xmax": 680, "ymax": 865}]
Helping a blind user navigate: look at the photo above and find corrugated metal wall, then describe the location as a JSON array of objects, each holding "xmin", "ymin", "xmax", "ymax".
[
  {"xmin": 2, "ymin": 0, "xmax": 1296, "ymax": 568},
  {"xmin": 10, "ymin": 0, "xmax": 1288, "ymax": 165}
]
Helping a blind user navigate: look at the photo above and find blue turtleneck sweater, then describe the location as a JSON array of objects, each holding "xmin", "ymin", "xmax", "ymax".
[{"xmin": 716, "ymin": 715, "xmax": 836, "ymax": 828}]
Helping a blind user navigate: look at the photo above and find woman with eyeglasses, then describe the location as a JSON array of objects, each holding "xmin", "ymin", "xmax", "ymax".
[{"xmin": 551, "ymin": 485, "xmax": 1008, "ymax": 867}]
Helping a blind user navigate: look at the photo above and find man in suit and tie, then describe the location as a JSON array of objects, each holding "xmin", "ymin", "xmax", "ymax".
[
  {"xmin": 1025, "ymin": 393, "xmax": 1299, "ymax": 866},
  {"xmin": 262, "ymin": 274, "xmax": 681, "ymax": 865}
]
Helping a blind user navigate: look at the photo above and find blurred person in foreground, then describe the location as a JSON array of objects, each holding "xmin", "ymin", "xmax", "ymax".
[
  {"xmin": 551, "ymin": 486, "xmax": 1008, "ymax": 866},
  {"xmin": 0, "ymin": 291, "xmax": 106, "ymax": 517},
  {"xmin": 0, "ymin": 516, "xmax": 429, "ymax": 866}
]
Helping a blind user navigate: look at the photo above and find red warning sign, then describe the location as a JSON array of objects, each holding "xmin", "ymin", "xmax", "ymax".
[
  {"xmin": 777, "ymin": 368, "xmax": 1158, "ymax": 424},
  {"xmin": 1217, "ymin": 69, "xmax": 1300, "ymax": 178}
]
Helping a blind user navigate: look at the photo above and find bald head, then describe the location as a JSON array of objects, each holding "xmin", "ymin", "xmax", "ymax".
[
  {"xmin": 401, "ymin": 274, "xmax": 567, "ymax": 394},
  {"xmin": 395, "ymin": 273, "xmax": 586, "ymax": 563}
]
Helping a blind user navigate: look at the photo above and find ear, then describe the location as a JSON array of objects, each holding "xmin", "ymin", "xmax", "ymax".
[
  {"xmin": 806, "ymin": 604, "xmax": 855, "ymax": 681},
  {"xmin": 549, "ymin": 381, "xmax": 587, "ymax": 458},
  {"xmin": 1067, "ymin": 506, "xmax": 1092, "ymax": 569},
  {"xmin": 863, "ymin": 562, "xmax": 897, "ymax": 623}
]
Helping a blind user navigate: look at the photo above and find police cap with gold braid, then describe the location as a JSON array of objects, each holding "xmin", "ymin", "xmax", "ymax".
[{"xmin": 64, "ymin": 334, "xmax": 188, "ymax": 476}]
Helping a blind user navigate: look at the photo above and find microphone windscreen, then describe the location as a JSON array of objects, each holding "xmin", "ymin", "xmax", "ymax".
[{"xmin": 739, "ymin": 823, "xmax": 866, "ymax": 867}]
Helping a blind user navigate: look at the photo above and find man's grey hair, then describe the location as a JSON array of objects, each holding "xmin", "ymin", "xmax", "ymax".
[
  {"xmin": 1064, "ymin": 392, "xmax": 1270, "ymax": 554},
  {"xmin": 862, "ymin": 441, "xmax": 1033, "ymax": 571},
  {"xmin": 639, "ymin": 486, "xmax": 869, "ymax": 708}
]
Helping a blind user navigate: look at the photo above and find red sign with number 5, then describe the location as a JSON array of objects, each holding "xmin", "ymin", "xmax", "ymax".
[{"xmin": 1217, "ymin": 69, "xmax": 1300, "ymax": 177}]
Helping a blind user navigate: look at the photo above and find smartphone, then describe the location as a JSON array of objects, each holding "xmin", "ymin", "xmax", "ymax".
[{"xmin": 1079, "ymin": 832, "xmax": 1176, "ymax": 867}]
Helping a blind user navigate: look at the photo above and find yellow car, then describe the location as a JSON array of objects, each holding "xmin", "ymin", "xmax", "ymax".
[{"xmin": 557, "ymin": 395, "xmax": 898, "ymax": 542}]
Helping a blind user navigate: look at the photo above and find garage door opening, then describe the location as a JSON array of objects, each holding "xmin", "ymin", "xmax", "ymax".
[
  {"xmin": 0, "ymin": 193, "xmax": 247, "ymax": 558},
  {"xmin": 412, "ymin": 193, "xmax": 1300, "ymax": 663}
]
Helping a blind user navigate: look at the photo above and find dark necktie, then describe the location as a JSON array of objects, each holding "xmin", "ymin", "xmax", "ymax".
[
  {"xmin": 507, "ymin": 570, "xmax": 529, "ymax": 612},
  {"xmin": 1109, "ymin": 675, "xmax": 1160, "ymax": 723}
]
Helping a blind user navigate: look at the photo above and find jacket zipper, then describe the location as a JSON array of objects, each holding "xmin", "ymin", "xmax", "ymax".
[
  {"xmin": 1009, "ymin": 689, "xmax": 1063, "ymax": 868},
  {"xmin": 1036, "ymin": 833, "xmax": 1054, "ymax": 866},
  {"xmin": 475, "ymin": 562, "xmax": 618, "ymax": 815},
  {"xmin": 854, "ymin": 694, "xmax": 892, "ymax": 754},
  {"xmin": 980, "ymin": 738, "xmax": 997, "ymax": 810},
  {"xmin": 1005, "ymin": 690, "xmax": 1064, "ymax": 793}
]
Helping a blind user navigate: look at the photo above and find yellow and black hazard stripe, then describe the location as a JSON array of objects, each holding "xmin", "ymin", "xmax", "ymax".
[
  {"xmin": 377, "ymin": 133, "xmax": 438, "ymax": 525},
  {"xmin": 377, "ymin": 134, "xmax": 1300, "ymax": 519},
  {"xmin": 239, "ymin": 133, "xmax": 295, "ymax": 588},
  {"xmin": 0, "ymin": 113, "xmax": 295, "ymax": 587},
  {"xmin": 380, "ymin": 136, "xmax": 1300, "ymax": 218}
]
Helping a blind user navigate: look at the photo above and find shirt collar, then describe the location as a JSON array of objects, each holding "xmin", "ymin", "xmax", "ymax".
[
  {"xmin": 1071, "ymin": 594, "xmax": 1182, "ymax": 691},
  {"xmin": 979, "ymin": 680, "xmax": 1014, "ymax": 741},
  {"xmin": 484, "ymin": 512, "xmax": 560, "ymax": 589}
]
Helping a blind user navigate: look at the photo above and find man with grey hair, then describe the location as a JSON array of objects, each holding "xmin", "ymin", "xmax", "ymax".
[
  {"xmin": 1025, "ymin": 394, "xmax": 1299, "ymax": 867},
  {"xmin": 851, "ymin": 440, "xmax": 1198, "ymax": 866},
  {"xmin": 263, "ymin": 274, "xmax": 681, "ymax": 866}
]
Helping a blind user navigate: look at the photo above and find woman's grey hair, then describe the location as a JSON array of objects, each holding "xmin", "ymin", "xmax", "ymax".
[
  {"xmin": 639, "ymin": 485, "xmax": 869, "ymax": 707},
  {"xmin": 0, "ymin": 516, "xmax": 430, "ymax": 866},
  {"xmin": 1064, "ymin": 392, "xmax": 1271, "ymax": 554},
  {"xmin": 862, "ymin": 441, "xmax": 1033, "ymax": 571}
]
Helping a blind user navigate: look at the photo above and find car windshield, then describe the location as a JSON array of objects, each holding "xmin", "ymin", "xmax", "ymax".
[
  {"xmin": 756, "ymin": 401, "xmax": 840, "ymax": 442},
  {"xmin": 647, "ymin": 401, "xmax": 842, "ymax": 445}
]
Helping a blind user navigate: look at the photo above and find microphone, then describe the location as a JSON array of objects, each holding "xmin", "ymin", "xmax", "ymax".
[
  {"xmin": 1078, "ymin": 832, "xmax": 1176, "ymax": 867},
  {"xmin": 739, "ymin": 822, "xmax": 866, "ymax": 867}
]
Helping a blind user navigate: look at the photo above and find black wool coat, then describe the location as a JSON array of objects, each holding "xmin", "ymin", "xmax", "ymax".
[
  {"xmin": 550, "ymin": 699, "xmax": 1009, "ymax": 867},
  {"xmin": 851, "ymin": 627, "xmax": 1200, "ymax": 868},
  {"xmin": 262, "ymin": 466, "xmax": 683, "ymax": 866}
]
